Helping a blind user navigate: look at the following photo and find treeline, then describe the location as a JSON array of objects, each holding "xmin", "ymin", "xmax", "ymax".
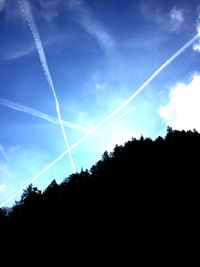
[{"xmin": 0, "ymin": 127, "xmax": 199, "ymax": 239}]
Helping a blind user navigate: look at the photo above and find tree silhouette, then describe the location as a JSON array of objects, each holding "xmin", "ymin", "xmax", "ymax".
[{"xmin": 0, "ymin": 127, "xmax": 198, "ymax": 253}]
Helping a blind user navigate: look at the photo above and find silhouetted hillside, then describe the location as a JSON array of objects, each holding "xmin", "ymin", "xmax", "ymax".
[{"xmin": 0, "ymin": 127, "xmax": 199, "ymax": 259}]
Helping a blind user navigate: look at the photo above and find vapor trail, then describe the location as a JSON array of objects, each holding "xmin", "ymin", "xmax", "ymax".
[
  {"xmin": 96, "ymin": 34, "xmax": 200, "ymax": 127},
  {"xmin": 0, "ymin": 98, "xmax": 95, "ymax": 134},
  {"xmin": 100, "ymin": 107, "xmax": 135, "ymax": 134},
  {"xmin": 0, "ymin": 151, "xmax": 67, "ymax": 208},
  {"xmin": 18, "ymin": 0, "xmax": 76, "ymax": 173},
  {"xmin": 1, "ymin": 34, "xmax": 198, "ymax": 207}
]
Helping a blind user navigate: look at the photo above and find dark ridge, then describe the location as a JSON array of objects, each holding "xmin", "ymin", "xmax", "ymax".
[{"xmin": 0, "ymin": 127, "xmax": 198, "ymax": 259}]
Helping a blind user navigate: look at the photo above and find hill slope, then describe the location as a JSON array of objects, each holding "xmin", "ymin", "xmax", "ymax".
[{"xmin": 0, "ymin": 127, "xmax": 199, "ymax": 257}]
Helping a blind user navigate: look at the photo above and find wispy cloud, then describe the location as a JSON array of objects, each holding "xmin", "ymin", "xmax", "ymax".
[
  {"xmin": 159, "ymin": 74, "xmax": 200, "ymax": 131},
  {"xmin": 66, "ymin": 0, "xmax": 114, "ymax": 52},
  {"xmin": 170, "ymin": 8, "xmax": 184, "ymax": 23},
  {"xmin": 140, "ymin": 2, "xmax": 185, "ymax": 33},
  {"xmin": 18, "ymin": 0, "xmax": 76, "ymax": 173},
  {"xmin": 0, "ymin": 0, "xmax": 5, "ymax": 11},
  {"xmin": 169, "ymin": 8, "xmax": 184, "ymax": 32},
  {"xmin": 35, "ymin": 0, "xmax": 61, "ymax": 22},
  {"xmin": 0, "ymin": 98, "xmax": 93, "ymax": 134}
]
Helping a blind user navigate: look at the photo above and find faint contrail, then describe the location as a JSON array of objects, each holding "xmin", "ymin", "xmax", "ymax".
[
  {"xmin": 1, "ymin": 34, "xmax": 198, "ymax": 207},
  {"xmin": 18, "ymin": 0, "xmax": 76, "ymax": 173},
  {"xmin": 100, "ymin": 107, "xmax": 135, "ymax": 134},
  {"xmin": 0, "ymin": 98, "xmax": 95, "ymax": 134}
]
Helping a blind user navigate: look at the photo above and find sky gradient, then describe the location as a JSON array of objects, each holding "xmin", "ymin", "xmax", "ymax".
[{"xmin": 1, "ymin": 0, "xmax": 200, "ymax": 207}]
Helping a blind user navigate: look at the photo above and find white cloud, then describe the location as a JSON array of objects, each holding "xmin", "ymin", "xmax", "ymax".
[
  {"xmin": 169, "ymin": 8, "xmax": 184, "ymax": 32},
  {"xmin": 159, "ymin": 74, "xmax": 200, "ymax": 131},
  {"xmin": 193, "ymin": 43, "xmax": 200, "ymax": 53},
  {"xmin": 170, "ymin": 8, "xmax": 184, "ymax": 23},
  {"xmin": 140, "ymin": 2, "xmax": 185, "ymax": 33}
]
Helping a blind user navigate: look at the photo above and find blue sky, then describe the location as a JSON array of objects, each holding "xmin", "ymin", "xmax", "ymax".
[{"xmin": 1, "ymin": 0, "xmax": 200, "ymax": 206}]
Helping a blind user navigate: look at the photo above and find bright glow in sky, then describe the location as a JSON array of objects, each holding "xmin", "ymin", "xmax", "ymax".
[{"xmin": 1, "ymin": 0, "xmax": 200, "ymax": 207}]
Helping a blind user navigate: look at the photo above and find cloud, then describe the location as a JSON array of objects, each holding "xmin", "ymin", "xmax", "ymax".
[
  {"xmin": 140, "ymin": 2, "xmax": 184, "ymax": 33},
  {"xmin": 193, "ymin": 42, "xmax": 200, "ymax": 52},
  {"xmin": 0, "ymin": 0, "xmax": 5, "ymax": 11},
  {"xmin": 159, "ymin": 74, "xmax": 200, "ymax": 131},
  {"xmin": 170, "ymin": 8, "xmax": 184, "ymax": 23},
  {"xmin": 169, "ymin": 8, "xmax": 184, "ymax": 32},
  {"xmin": 0, "ymin": 0, "xmax": 61, "ymax": 21},
  {"xmin": 65, "ymin": 0, "xmax": 114, "ymax": 52},
  {"xmin": 35, "ymin": 0, "xmax": 61, "ymax": 22}
]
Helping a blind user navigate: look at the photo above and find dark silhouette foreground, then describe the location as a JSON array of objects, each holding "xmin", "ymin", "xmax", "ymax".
[{"xmin": 0, "ymin": 127, "xmax": 198, "ymax": 261}]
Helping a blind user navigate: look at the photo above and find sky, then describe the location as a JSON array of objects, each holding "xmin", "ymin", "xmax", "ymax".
[{"xmin": 1, "ymin": 0, "xmax": 200, "ymax": 207}]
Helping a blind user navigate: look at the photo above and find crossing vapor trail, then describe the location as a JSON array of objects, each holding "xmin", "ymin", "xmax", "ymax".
[
  {"xmin": 17, "ymin": 0, "xmax": 76, "ymax": 173},
  {"xmin": 0, "ymin": 98, "xmax": 95, "ymax": 134},
  {"xmin": 1, "ymin": 33, "xmax": 199, "ymax": 207}
]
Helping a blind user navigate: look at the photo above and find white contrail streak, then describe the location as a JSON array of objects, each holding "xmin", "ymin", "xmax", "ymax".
[
  {"xmin": 1, "ymin": 34, "xmax": 198, "ymax": 207},
  {"xmin": 0, "ymin": 98, "xmax": 95, "ymax": 134},
  {"xmin": 18, "ymin": 0, "xmax": 76, "ymax": 173},
  {"xmin": 0, "ymin": 151, "xmax": 67, "ymax": 208}
]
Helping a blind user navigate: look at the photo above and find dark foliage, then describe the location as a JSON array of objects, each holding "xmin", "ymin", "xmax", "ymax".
[{"xmin": 0, "ymin": 128, "xmax": 198, "ymax": 260}]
